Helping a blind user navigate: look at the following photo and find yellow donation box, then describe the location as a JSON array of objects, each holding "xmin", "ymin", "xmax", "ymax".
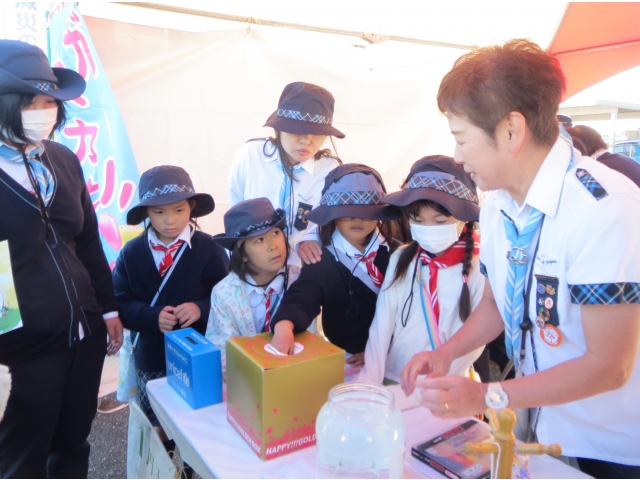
[{"xmin": 226, "ymin": 331, "xmax": 344, "ymax": 460}]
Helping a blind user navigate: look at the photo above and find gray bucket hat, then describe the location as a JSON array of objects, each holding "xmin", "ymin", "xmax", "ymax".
[
  {"xmin": 305, "ymin": 164, "xmax": 401, "ymax": 226},
  {"xmin": 264, "ymin": 82, "xmax": 345, "ymax": 138},
  {"xmin": 0, "ymin": 40, "xmax": 85, "ymax": 101},
  {"xmin": 127, "ymin": 166, "xmax": 214, "ymax": 225},
  {"xmin": 384, "ymin": 155, "xmax": 480, "ymax": 222},
  {"xmin": 214, "ymin": 198, "xmax": 287, "ymax": 250}
]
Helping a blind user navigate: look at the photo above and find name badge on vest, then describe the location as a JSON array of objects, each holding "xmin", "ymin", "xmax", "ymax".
[
  {"xmin": 534, "ymin": 274, "xmax": 562, "ymax": 346},
  {"xmin": 294, "ymin": 202, "xmax": 313, "ymax": 231}
]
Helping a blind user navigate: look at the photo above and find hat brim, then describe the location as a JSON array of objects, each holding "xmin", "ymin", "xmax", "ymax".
[
  {"xmin": 305, "ymin": 204, "xmax": 401, "ymax": 226},
  {"xmin": 264, "ymin": 111, "xmax": 345, "ymax": 138},
  {"xmin": 0, "ymin": 67, "xmax": 86, "ymax": 101},
  {"xmin": 213, "ymin": 214, "xmax": 288, "ymax": 250},
  {"xmin": 126, "ymin": 192, "xmax": 215, "ymax": 225},
  {"xmin": 384, "ymin": 188, "xmax": 480, "ymax": 222}
]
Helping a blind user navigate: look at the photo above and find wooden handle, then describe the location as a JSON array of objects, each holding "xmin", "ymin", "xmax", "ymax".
[
  {"xmin": 463, "ymin": 442, "xmax": 498, "ymax": 455},
  {"xmin": 516, "ymin": 443, "xmax": 563, "ymax": 457}
]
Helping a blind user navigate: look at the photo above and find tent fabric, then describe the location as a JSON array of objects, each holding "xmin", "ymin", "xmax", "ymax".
[
  {"xmin": 84, "ymin": 15, "xmax": 464, "ymax": 234},
  {"xmin": 549, "ymin": 2, "xmax": 640, "ymax": 101}
]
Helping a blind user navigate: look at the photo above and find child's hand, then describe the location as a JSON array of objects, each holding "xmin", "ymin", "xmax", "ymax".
[
  {"xmin": 298, "ymin": 240, "xmax": 322, "ymax": 264},
  {"xmin": 346, "ymin": 352, "xmax": 365, "ymax": 368},
  {"xmin": 271, "ymin": 320, "xmax": 295, "ymax": 354},
  {"xmin": 174, "ymin": 302, "xmax": 201, "ymax": 328},
  {"xmin": 158, "ymin": 306, "xmax": 178, "ymax": 333}
]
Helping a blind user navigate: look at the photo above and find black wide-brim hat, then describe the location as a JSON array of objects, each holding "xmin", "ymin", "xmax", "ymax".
[
  {"xmin": 384, "ymin": 155, "xmax": 480, "ymax": 222},
  {"xmin": 0, "ymin": 40, "xmax": 85, "ymax": 101},
  {"xmin": 305, "ymin": 163, "xmax": 401, "ymax": 226},
  {"xmin": 264, "ymin": 82, "xmax": 345, "ymax": 138},
  {"xmin": 213, "ymin": 198, "xmax": 287, "ymax": 250},
  {"xmin": 127, "ymin": 165, "xmax": 215, "ymax": 225}
]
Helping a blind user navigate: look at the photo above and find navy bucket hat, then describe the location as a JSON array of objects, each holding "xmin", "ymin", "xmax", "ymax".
[
  {"xmin": 214, "ymin": 198, "xmax": 287, "ymax": 250},
  {"xmin": 0, "ymin": 40, "xmax": 85, "ymax": 101},
  {"xmin": 305, "ymin": 164, "xmax": 401, "ymax": 226},
  {"xmin": 384, "ymin": 155, "xmax": 480, "ymax": 222},
  {"xmin": 127, "ymin": 166, "xmax": 215, "ymax": 225},
  {"xmin": 264, "ymin": 82, "xmax": 345, "ymax": 138}
]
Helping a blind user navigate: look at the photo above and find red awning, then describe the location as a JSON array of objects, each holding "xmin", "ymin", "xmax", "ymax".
[{"xmin": 549, "ymin": 2, "xmax": 640, "ymax": 101}]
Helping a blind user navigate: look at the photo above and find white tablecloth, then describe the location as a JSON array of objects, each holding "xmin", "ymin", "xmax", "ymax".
[{"xmin": 147, "ymin": 378, "xmax": 590, "ymax": 479}]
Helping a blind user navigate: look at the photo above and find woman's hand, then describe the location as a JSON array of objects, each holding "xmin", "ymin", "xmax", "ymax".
[
  {"xmin": 346, "ymin": 352, "xmax": 365, "ymax": 368},
  {"xmin": 105, "ymin": 316, "xmax": 124, "ymax": 356},
  {"xmin": 175, "ymin": 303, "xmax": 201, "ymax": 329},
  {"xmin": 298, "ymin": 240, "xmax": 323, "ymax": 264},
  {"xmin": 158, "ymin": 306, "xmax": 178, "ymax": 333},
  {"xmin": 271, "ymin": 320, "xmax": 295, "ymax": 354},
  {"xmin": 401, "ymin": 348, "xmax": 453, "ymax": 396},
  {"xmin": 415, "ymin": 376, "xmax": 486, "ymax": 418}
]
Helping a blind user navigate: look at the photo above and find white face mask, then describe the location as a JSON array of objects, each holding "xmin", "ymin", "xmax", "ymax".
[
  {"xmin": 21, "ymin": 107, "xmax": 58, "ymax": 144},
  {"xmin": 410, "ymin": 222, "xmax": 461, "ymax": 254}
]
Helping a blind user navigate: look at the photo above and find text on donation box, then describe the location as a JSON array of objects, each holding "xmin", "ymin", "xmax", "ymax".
[
  {"xmin": 164, "ymin": 328, "xmax": 222, "ymax": 409},
  {"xmin": 226, "ymin": 331, "xmax": 345, "ymax": 460}
]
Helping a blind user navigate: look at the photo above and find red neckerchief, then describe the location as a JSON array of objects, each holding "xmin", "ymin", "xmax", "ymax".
[
  {"xmin": 417, "ymin": 227, "xmax": 479, "ymax": 321},
  {"xmin": 150, "ymin": 240, "xmax": 185, "ymax": 276}
]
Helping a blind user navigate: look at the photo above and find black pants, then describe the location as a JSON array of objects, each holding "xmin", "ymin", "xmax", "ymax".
[
  {"xmin": 578, "ymin": 457, "xmax": 640, "ymax": 479},
  {"xmin": 0, "ymin": 330, "xmax": 106, "ymax": 478}
]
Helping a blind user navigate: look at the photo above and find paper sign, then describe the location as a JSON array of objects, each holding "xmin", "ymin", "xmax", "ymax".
[{"xmin": 0, "ymin": 240, "xmax": 22, "ymax": 335}]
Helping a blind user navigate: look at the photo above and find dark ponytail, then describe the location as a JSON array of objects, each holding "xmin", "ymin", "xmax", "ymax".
[{"xmin": 458, "ymin": 221, "xmax": 475, "ymax": 321}]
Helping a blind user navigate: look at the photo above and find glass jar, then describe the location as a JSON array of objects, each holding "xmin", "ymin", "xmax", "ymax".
[{"xmin": 316, "ymin": 382, "xmax": 406, "ymax": 479}]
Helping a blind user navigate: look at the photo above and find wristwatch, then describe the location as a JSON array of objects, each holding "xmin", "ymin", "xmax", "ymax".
[{"xmin": 485, "ymin": 382, "xmax": 509, "ymax": 410}]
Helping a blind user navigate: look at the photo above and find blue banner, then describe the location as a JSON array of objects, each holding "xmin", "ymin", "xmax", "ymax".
[{"xmin": 47, "ymin": 3, "xmax": 141, "ymax": 269}]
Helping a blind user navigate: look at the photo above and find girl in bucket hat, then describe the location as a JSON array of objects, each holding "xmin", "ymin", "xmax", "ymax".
[
  {"xmin": 205, "ymin": 198, "xmax": 290, "ymax": 363},
  {"xmin": 113, "ymin": 165, "xmax": 229, "ymax": 429},
  {"xmin": 227, "ymin": 82, "xmax": 344, "ymax": 272},
  {"xmin": 269, "ymin": 164, "xmax": 401, "ymax": 361},
  {"xmin": 356, "ymin": 156, "xmax": 486, "ymax": 409},
  {"xmin": 0, "ymin": 40, "xmax": 122, "ymax": 477}
]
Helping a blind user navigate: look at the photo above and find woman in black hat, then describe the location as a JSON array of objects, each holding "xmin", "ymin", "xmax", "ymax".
[
  {"xmin": 0, "ymin": 40, "xmax": 122, "ymax": 477},
  {"xmin": 227, "ymin": 82, "xmax": 344, "ymax": 274},
  {"xmin": 113, "ymin": 165, "xmax": 229, "ymax": 429},
  {"xmin": 269, "ymin": 165, "xmax": 401, "ymax": 358},
  {"xmin": 355, "ymin": 156, "xmax": 486, "ymax": 409}
]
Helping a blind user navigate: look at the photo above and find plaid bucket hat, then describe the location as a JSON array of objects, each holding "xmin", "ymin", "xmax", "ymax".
[
  {"xmin": 305, "ymin": 164, "xmax": 401, "ymax": 226},
  {"xmin": 384, "ymin": 155, "xmax": 480, "ymax": 222},
  {"xmin": 126, "ymin": 166, "xmax": 214, "ymax": 225},
  {"xmin": 264, "ymin": 82, "xmax": 345, "ymax": 138},
  {"xmin": 213, "ymin": 198, "xmax": 287, "ymax": 250},
  {"xmin": 0, "ymin": 40, "xmax": 85, "ymax": 101}
]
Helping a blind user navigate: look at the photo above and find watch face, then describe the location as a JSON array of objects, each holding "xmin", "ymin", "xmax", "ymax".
[{"xmin": 486, "ymin": 389, "xmax": 508, "ymax": 409}]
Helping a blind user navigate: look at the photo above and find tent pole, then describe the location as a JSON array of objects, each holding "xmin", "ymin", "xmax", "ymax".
[{"xmin": 113, "ymin": 2, "xmax": 474, "ymax": 51}]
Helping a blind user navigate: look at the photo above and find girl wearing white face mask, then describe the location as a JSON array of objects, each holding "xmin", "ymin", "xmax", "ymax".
[
  {"xmin": 356, "ymin": 155, "xmax": 486, "ymax": 410},
  {"xmin": 0, "ymin": 40, "xmax": 123, "ymax": 478}
]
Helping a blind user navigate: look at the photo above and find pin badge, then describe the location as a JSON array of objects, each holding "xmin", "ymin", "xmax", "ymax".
[
  {"xmin": 538, "ymin": 299, "xmax": 543, "ymax": 306},
  {"xmin": 538, "ymin": 308, "xmax": 551, "ymax": 321},
  {"xmin": 537, "ymin": 284, "xmax": 546, "ymax": 294},
  {"xmin": 540, "ymin": 324, "xmax": 562, "ymax": 347},
  {"xmin": 535, "ymin": 316, "xmax": 546, "ymax": 328},
  {"xmin": 545, "ymin": 285, "xmax": 556, "ymax": 295},
  {"xmin": 544, "ymin": 297, "xmax": 554, "ymax": 309}
]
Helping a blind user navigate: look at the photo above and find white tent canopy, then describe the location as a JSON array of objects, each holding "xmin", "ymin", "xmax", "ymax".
[{"xmin": 4, "ymin": 1, "xmax": 636, "ymax": 234}]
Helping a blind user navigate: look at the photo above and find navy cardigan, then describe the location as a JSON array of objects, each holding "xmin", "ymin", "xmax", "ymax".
[
  {"xmin": 272, "ymin": 244, "xmax": 395, "ymax": 354},
  {"xmin": 113, "ymin": 230, "xmax": 229, "ymax": 372},
  {"xmin": 0, "ymin": 141, "xmax": 117, "ymax": 364}
]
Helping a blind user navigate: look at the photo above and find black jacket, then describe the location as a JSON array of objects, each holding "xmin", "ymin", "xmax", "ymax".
[
  {"xmin": 113, "ymin": 230, "xmax": 229, "ymax": 372},
  {"xmin": 0, "ymin": 141, "xmax": 117, "ymax": 364},
  {"xmin": 272, "ymin": 245, "xmax": 394, "ymax": 354}
]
